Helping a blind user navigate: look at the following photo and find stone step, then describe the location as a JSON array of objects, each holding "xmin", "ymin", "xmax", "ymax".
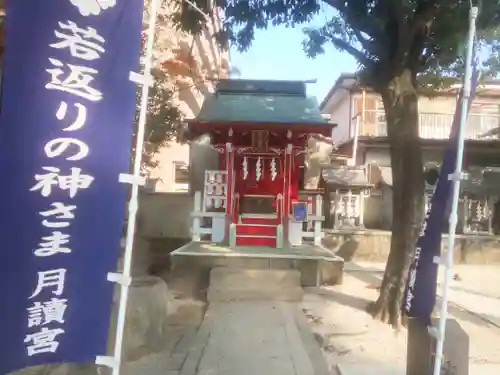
[
  {"xmin": 207, "ymin": 287, "xmax": 303, "ymax": 302},
  {"xmin": 207, "ymin": 268, "xmax": 303, "ymax": 302},
  {"xmin": 210, "ymin": 268, "xmax": 302, "ymax": 287}
]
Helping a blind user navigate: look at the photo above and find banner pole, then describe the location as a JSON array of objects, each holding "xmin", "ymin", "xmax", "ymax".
[
  {"xmin": 432, "ymin": 6, "xmax": 478, "ymax": 375},
  {"xmin": 109, "ymin": 0, "xmax": 160, "ymax": 374}
]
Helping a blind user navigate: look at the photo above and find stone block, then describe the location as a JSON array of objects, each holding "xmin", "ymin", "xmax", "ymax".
[
  {"xmin": 211, "ymin": 268, "xmax": 301, "ymax": 287},
  {"xmin": 207, "ymin": 268, "xmax": 303, "ymax": 302},
  {"xmin": 269, "ymin": 258, "xmax": 294, "ymax": 269},
  {"xmin": 406, "ymin": 318, "xmax": 433, "ymax": 375},
  {"xmin": 406, "ymin": 318, "xmax": 469, "ymax": 375},
  {"xmin": 319, "ymin": 258, "xmax": 344, "ymax": 285},
  {"xmin": 297, "ymin": 260, "xmax": 319, "ymax": 287},
  {"xmin": 121, "ymin": 276, "xmax": 170, "ymax": 362},
  {"xmin": 440, "ymin": 319, "xmax": 469, "ymax": 375},
  {"xmin": 167, "ymin": 299, "xmax": 206, "ymax": 326},
  {"xmin": 207, "ymin": 287, "xmax": 304, "ymax": 302}
]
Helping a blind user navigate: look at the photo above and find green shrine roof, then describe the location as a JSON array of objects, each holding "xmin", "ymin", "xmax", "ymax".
[{"xmin": 195, "ymin": 79, "xmax": 328, "ymax": 125}]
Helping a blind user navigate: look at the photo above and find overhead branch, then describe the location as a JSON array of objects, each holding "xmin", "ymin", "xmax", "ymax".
[
  {"xmin": 320, "ymin": 0, "xmax": 383, "ymax": 41},
  {"xmin": 387, "ymin": 0, "xmax": 407, "ymax": 43},
  {"xmin": 411, "ymin": 0, "xmax": 439, "ymax": 36},
  {"xmin": 350, "ymin": 26, "xmax": 373, "ymax": 54},
  {"xmin": 387, "ymin": 0, "xmax": 439, "ymax": 75},
  {"xmin": 328, "ymin": 34, "xmax": 372, "ymax": 66}
]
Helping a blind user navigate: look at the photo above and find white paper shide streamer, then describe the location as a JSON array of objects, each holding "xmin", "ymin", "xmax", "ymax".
[
  {"xmin": 256, "ymin": 157, "xmax": 262, "ymax": 181},
  {"xmin": 270, "ymin": 158, "xmax": 277, "ymax": 181},
  {"xmin": 242, "ymin": 156, "xmax": 248, "ymax": 180}
]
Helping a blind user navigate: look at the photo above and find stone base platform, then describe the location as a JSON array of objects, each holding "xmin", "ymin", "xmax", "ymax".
[
  {"xmin": 323, "ymin": 229, "xmax": 500, "ymax": 264},
  {"xmin": 170, "ymin": 242, "xmax": 344, "ymax": 288}
]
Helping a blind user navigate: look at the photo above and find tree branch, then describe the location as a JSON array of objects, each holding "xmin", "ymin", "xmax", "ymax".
[
  {"xmin": 328, "ymin": 34, "xmax": 372, "ymax": 66},
  {"xmin": 320, "ymin": 0, "xmax": 383, "ymax": 40},
  {"xmin": 350, "ymin": 26, "xmax": 373, "ymax": 54},
  {"xmin": 387, "ymin": 0, "xmax": 407, "ymax": 46},
  {"xmin": 386, "ymin": 0, "xmax": 439, "ymax": 75}
]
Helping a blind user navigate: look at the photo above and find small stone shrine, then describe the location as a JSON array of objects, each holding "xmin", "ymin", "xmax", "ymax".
[{"xmin": 320, "ymin": 165, "xmax": 372, "ymax": 230}]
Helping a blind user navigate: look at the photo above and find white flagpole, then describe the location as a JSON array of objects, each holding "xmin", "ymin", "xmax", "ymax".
[
  {"xmin": 94, "ymin": 0, "xmax": 161, "ymax": 374},
  {"xmin": 432, "ymin": 6, "xmax": 479, "ymax": 375}
]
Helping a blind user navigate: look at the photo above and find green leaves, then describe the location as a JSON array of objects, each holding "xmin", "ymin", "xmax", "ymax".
[
  {"xmin": 174, "ymin": 0, "xmax": 500, "ymax": 90},
  {"xmin": 134, "ymin": 69, "xmax": 183, "ymax": 171}
]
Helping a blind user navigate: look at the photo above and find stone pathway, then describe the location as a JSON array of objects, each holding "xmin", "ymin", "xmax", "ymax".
[
  {"xmin": 123, "ymin": 301, "xmax": 329, "ymax": 375},
  {"xmin": 181, "ymin": 302, "xmax": 329, "ymax": 375},
  {"xmin": 122, "ymin": 325, "xmax": 199, "ymax": 375}
]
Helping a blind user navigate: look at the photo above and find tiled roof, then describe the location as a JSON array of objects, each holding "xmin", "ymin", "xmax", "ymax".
[
  {"xmin": 194, "ymin": 79, "xmax": 328, "ymax": 125},
  {"xmin": 321, "ymin": 166, "xmax": 372, "ymax": 187}
]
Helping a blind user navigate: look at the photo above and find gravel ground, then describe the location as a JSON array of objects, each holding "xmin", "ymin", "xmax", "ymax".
[{"xmin": 301, "ymin": 265, "xmax": 500, "ymax": 373}]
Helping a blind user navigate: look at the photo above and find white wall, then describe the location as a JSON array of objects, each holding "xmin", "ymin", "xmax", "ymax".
[
  {"xmin": 149, "ymin": 142, "xmax": 190, "ymax": 193},
  {"xmin": 322, "ymin": 90, "xmax": 352, "ymax": 145},
  {"xmin": 304, "ymin": 138, "xmax": 334, "ymax": 189},
  {"xmin": 330, "ymin": 98, "xmax": 352, "ymax": 145}
]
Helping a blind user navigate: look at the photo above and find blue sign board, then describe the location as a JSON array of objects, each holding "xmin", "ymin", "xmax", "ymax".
[
  {"xmin": 292, "ymin": 201, "xmax": 308, "ymax": 222},
  {"xmin": 0, "ymin": 1, "xmax": 143, "ymax": 373}
]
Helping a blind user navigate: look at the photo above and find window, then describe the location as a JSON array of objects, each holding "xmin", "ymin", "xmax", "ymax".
[{"xmin": 173, "ymin": 161, "xmax": 189, "ymax": 192}]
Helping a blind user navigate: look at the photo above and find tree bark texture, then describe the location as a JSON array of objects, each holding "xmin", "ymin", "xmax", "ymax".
[{"xmin": 367, "ymin": 69, "xmax": 425, "ymax": 328}]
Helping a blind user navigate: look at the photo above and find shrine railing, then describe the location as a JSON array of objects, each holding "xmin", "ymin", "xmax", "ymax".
[
  {"xmin": 289, "ymin": 194, "xmax": 325, "ymax": 246},
  {"xmin": 191, "ymin": 170, "xmax": 228, "ymax": 243}
]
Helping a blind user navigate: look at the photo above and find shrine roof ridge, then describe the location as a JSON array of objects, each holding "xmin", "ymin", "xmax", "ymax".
[
  {"xmin": 192, "ymin": 79, "xmax": 330, "ymax": 127},
  {"xmin": 215, "ymin": 79, "xmax": 307, "ymax": 97}
]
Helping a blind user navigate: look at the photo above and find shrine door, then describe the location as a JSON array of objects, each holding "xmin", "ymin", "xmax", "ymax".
[{"xmin": 232, "ymin": 154, "xmax": 284, "ymax": 247}]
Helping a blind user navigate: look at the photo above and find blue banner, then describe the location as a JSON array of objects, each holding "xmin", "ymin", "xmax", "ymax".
[
  {"xmin": 402, "ymin": 66, "xmax": 480, "ymax": 324},
  {"xmin": 0, "ymin": 1, "xmax": 143, "ymax": 373}
]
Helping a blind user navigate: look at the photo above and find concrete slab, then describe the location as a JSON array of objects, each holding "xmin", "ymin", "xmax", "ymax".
[
  {"xmin": 207, "ymin": 268, "xmax": 303, "ymax": 301},
  {"xmin": 470, "ymin": 364, "xmax": 500, "ymax": 375},
  {"xmin": 171, "ymin": 241, "xmax": 342, "ymax": 261},
  {"xmin": 336, "ymin": 364, "xmax": 403, "ymax": 375},
  {"xmin": 180, "ymin": 301, "xmax": 328, "ymax": 375},
  {"xmin": 171, "ymin": 242, "xmax": 344, "ymax": 287},
  {"xmin": 336, "ymin": 363, "xmax": 500, "ymax": 375}
]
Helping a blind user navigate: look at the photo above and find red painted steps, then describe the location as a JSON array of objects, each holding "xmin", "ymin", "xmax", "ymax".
[
  {"xmin": 240, "ymin": 217, "xmax": 279, "ymax": 225},
  {"xmin": 234, "ymin": 222, "xmax": 278, "ymax": 247},
  {"xmin": 236, "ymin": 224, "xmax": 277, "ymax": 237},
  {"xmin": 236, "ymin": 236, "xmax": 276, "ymax": 247}
]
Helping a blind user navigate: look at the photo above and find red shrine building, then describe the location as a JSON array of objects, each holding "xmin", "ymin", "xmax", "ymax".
[{"xmin": 186, "ymin": 79, "xmax": 334, "ymax": 248}]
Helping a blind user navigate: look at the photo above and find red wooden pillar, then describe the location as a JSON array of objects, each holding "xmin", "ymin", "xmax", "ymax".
[
  {"xmin": 283, "ymin": 143, "xmax": 293, "ymax": 243},
  {"xmin": 225, "ymin": 141, "xmax": 234, "ymax": 242}
]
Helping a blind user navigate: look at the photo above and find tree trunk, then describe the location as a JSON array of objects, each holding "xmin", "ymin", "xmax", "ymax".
[{"xmin": 367, "ymin": 69, "xmax": 425, "ymax": 328}]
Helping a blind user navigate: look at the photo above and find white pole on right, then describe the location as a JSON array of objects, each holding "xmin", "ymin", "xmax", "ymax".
[{"xmin": 432, "ymin": 6, "xmax": 479, "ymax": 375}]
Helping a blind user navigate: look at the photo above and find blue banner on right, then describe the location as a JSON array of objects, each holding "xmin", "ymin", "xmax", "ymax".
[{"xmin": 402, "ymin": 67, "xmax": 480, "ymax": 324}]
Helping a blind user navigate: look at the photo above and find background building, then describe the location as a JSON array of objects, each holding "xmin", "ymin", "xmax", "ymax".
[
  {"xmin": 321, "ymin": 73, "xmax": 500, "ymax": 234},
  {"xmin": 145, "ymin": 2, "xmax": 229, "ymax": 193}
]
